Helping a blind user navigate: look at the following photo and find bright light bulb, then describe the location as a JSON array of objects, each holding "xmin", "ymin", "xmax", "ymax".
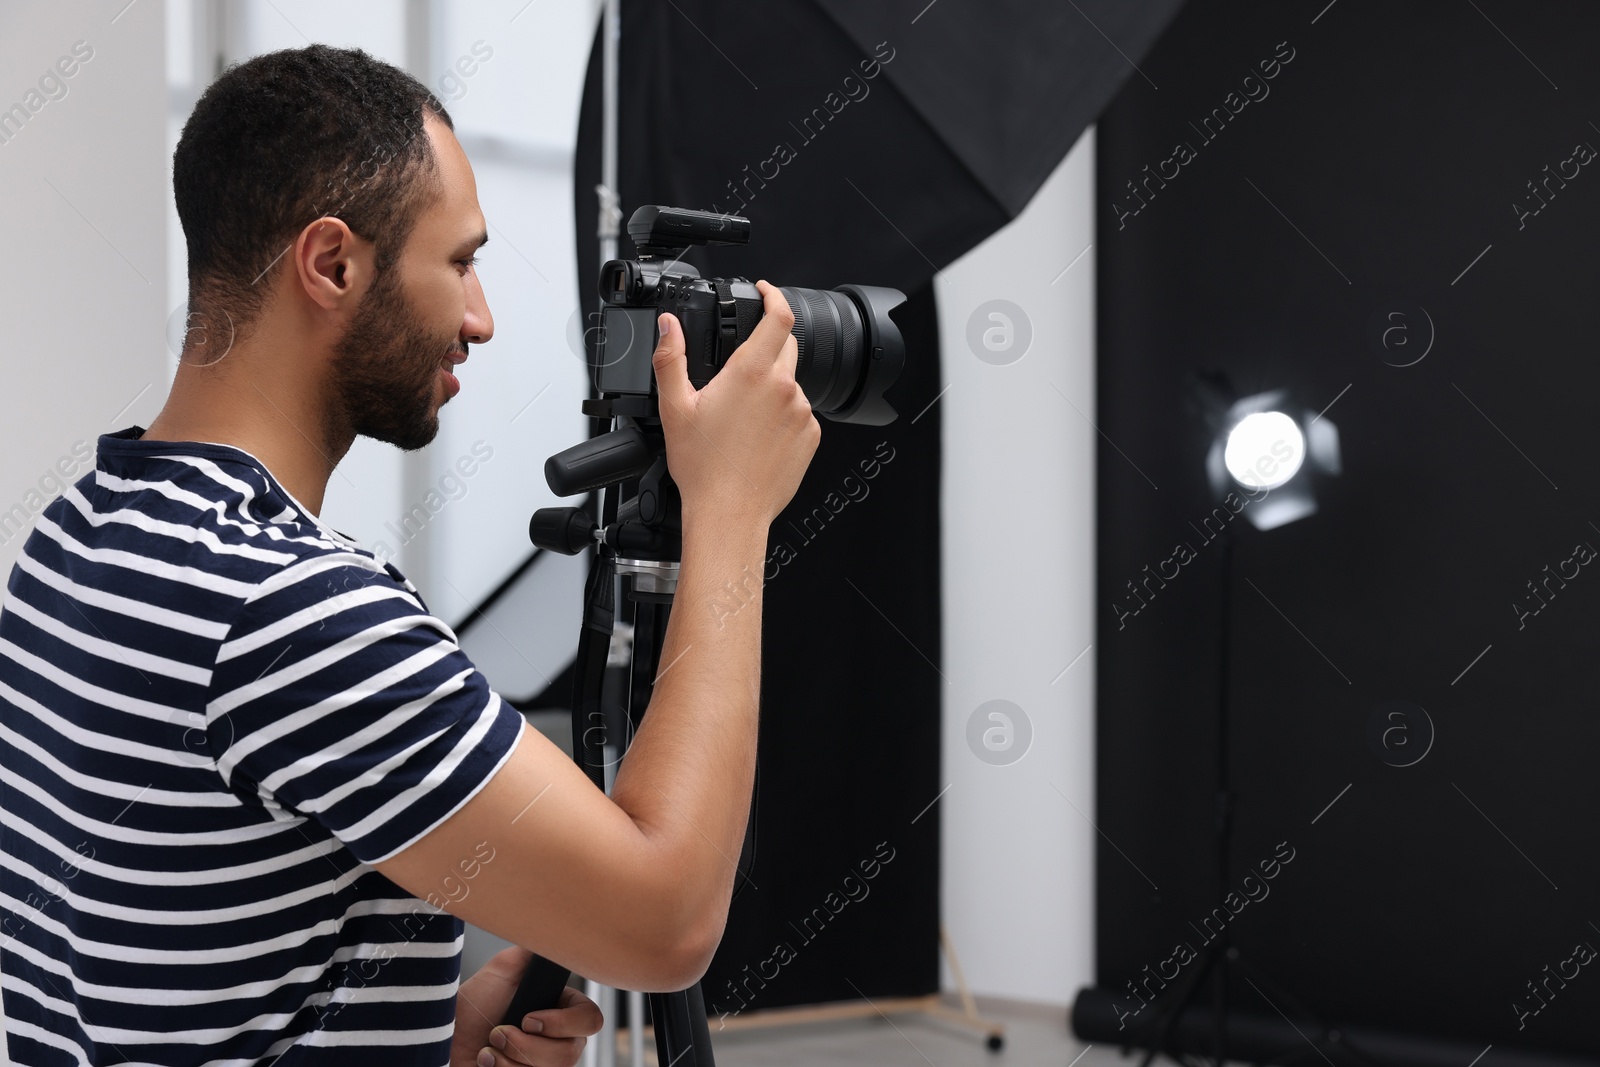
[{"xmin": 1223, "ymin": 411, "xmax": 1305, "ymax": 491}]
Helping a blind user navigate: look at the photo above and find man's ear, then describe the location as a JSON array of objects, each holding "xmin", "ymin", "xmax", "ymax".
[{"xmin": 293, "ymin": 216, "xmax": 371, "ymax": 312}]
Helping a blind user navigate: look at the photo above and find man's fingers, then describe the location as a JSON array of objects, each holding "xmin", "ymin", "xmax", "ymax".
[
  {"xmin": 554, "ymin": 985, "xmax": 588, "ymax": 1010},
  {"xmin": 776, "ymin": 329, "xmax": 799, "ymax": 381},
  {"xmin": 739, "ymin": 279, "xmax": 797, "ymax": 365},
  {"xmin": 523, "ymin": 987, "xmax": 604, "ymax": 1039},
  {"xmin": 484, "ymin": 1028, "xmax": 587, "ymax": 1067},
  {"xmin": 651, "ymin": 313, "xmax": 691, "ymax": 406},
  {"xmin": 487, "ymin": 945, "xmax": 534, "ymax": 982}
]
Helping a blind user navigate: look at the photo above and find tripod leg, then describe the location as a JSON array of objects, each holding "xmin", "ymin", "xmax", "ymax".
[
  {"xmin": 1137, "ymin": 943, "xmax": 1221, "ymax": 1067},
  {"xmin": 649, "ymin": 985, "xmax": 716, "ymax": 1066}
]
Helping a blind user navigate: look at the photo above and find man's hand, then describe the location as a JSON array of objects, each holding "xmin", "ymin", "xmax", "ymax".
[
  {"xmin": 452, "ymin": 946, "xmax": 604, "ymax": 1067},
  {"xmin": 652, "ymin": 278, "xmax": 820, "ymax": 529}
]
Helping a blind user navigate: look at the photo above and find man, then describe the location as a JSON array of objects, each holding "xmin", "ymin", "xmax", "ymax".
[{"xmin": 0, "ymin": 44, "xmax": 818, "ymax": 1067}]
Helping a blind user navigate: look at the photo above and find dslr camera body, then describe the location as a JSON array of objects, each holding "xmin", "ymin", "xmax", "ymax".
[{"xmin": 593, "ymin": 205, "xmax": 905, "ymax": 425}]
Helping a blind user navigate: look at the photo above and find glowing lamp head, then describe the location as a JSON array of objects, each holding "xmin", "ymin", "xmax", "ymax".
[
  {"xmin": 1223, "ymin": 411, "xmax": 1306, "ymax": 491},
  {"xmin": 1199, "ymin": 386, "xmax": 1338, "ymax": 532}
]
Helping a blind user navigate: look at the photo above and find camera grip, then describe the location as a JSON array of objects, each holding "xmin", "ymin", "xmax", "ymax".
[{"xmin": 501, "ymin": 953, "xmax": 572, "ymax": 1026}]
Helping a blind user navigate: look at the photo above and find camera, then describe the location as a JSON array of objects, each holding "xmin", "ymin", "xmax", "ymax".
[
  {"xmin": 530, "ymin": 205, "xmax": 909, "ymax": 554},
  {"xmin": 592, "ymin": 205, "xmax": 907, "ymax": 425}
]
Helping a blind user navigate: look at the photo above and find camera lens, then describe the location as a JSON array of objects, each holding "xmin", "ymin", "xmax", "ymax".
[{"xmin": 779, "ymin": 285, "xmax": 906, "ymax": 426}]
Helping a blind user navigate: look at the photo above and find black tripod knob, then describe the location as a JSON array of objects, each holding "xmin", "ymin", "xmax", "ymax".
[{"xmin": 530, "ymin": 507, "xmax": 596, "ymax": 555}]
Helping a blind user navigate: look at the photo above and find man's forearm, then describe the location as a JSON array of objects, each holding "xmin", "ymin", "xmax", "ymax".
[{"xmin": 606, "ymin": 502, "xmax": 768, "ymax": 927}]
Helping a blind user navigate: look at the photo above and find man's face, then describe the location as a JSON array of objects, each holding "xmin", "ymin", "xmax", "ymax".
[{"xmin": 329, "ymin": 114, "xmax": 492, "ymax": 451}]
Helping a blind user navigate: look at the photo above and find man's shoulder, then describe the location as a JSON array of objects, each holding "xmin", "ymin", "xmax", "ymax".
[
  {"xmin": 231, "ymin": 543, "xmax": 424, "ymax": 646},
  {"xmin": 28, "ymin": 434, "xmax": 420, "ymax": 645},
  {"xmin": 81, "ymin": 441, "xmax": 353, "ymax": 554}
]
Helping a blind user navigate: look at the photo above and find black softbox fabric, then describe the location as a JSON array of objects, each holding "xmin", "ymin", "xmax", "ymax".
[
  {"xmin": 813, "ymin": 0, "xmax": 1185, "ymax": 222},
  {"xmin": 575, "ymin": 0, "xmax": 1184, "ymax": 296}
]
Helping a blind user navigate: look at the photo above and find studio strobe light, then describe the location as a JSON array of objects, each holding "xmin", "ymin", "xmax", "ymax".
[{"xmin": 1205, "ymin": 389, "xmax": 1340, "ymax": 532}]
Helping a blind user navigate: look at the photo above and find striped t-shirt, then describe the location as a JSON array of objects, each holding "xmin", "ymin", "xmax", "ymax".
[{"xmin": 0, "ymin": 427, "xmax": 525, "ymax": 1065}]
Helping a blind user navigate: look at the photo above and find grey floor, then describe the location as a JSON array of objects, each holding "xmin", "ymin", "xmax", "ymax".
[{"xmin": 703, "ymin": 1002, "xmax": 1128, "ymax": 1067}]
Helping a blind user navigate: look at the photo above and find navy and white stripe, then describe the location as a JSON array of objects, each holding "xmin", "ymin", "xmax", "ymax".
[{"xmin": 0, "ymin": 427, "xmax": 524, "ymax": 1065}]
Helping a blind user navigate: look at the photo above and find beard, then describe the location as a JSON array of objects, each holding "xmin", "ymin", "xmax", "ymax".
[{"xmin": 328, "ymin": 263, "xmax": 460, "ymax": 451}]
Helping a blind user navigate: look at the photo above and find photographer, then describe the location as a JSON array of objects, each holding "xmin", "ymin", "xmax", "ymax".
[{"xmin": 0, "ymin": 44, "xmax": 818, "ymax": 1067}]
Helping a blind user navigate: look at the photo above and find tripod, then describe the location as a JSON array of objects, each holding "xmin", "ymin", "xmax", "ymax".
[
  {"xmin": 501, "ymin": 408, "xmax": 734, "ymax": 1067},
  {"xmin": 1133, "ymin": 527, "xmax": 1376, "ymax": 1067}
]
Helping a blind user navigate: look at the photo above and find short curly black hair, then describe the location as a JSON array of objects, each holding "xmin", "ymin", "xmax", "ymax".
[{"xmin": 173, "ymin": 44, "xmax": 454, "ymax": 338}]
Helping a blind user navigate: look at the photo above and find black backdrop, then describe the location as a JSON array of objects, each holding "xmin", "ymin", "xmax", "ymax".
[
  {"xmin": 1092, "ymin": 0, "xmax": 1600, "ymax": 1060},
  {"xmin": 572, "ymin": 5, "xmax": 946, "ymax": 1012}
]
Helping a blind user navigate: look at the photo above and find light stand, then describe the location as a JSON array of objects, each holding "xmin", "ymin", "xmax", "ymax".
[{"xmin": 1131, "ymin": 382, "xmax": 1376, "ymax": 1067}]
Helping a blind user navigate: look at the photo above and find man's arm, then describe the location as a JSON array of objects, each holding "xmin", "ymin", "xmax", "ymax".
[{"xmin": 378, "ymin": 281, "xmax": 817, "ymax": 992}]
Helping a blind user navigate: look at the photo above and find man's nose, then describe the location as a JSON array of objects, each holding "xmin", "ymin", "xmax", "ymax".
[{"xmin": 464, "ymin": 278, "xmax": 493, "ymax": 345}]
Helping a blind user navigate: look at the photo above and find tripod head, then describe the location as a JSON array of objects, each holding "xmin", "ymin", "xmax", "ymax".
[{"xmin": 529, "ymin": 413, "xmax": 682, "ymax": 599}]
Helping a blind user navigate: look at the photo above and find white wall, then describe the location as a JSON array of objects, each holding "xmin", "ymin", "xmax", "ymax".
[
  {"xmin": 0, "ymin": 3, "xmax": 168, "ymax": 590},
  {"xmin": 0, "ymin": 2, "xmax": 169, "ymax": 1053},
  {"xmin": 398, "ymin": 0, "xmax": 594, "ymax": 629},
  {"xmin": 937, "ymin": 128, "xmax": 1097, "ymax": 1007}
]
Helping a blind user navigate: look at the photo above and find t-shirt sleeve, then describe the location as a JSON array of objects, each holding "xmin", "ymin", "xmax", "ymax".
[{"xmin": 206, "ymin": 550, "xmax": 525, "ymax": 864}]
